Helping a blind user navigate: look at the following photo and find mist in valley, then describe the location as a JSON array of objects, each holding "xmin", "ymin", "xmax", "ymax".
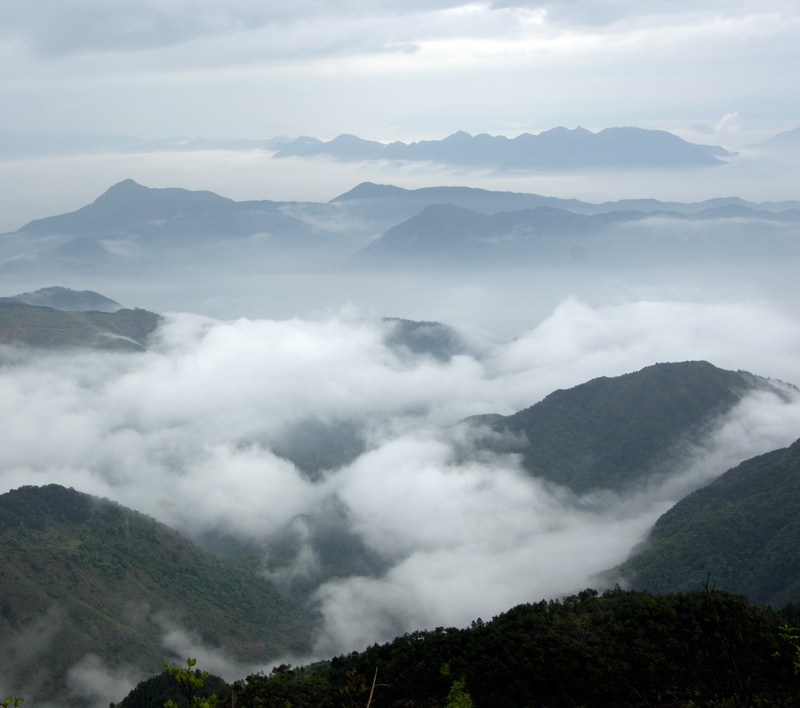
[
  {"xmin": 2, "ymin": 284, "xmax": 800, "ymax": 698},
  {"xmin": 1, "ymin": 142, "xmax": 800, "ymax": 705}
]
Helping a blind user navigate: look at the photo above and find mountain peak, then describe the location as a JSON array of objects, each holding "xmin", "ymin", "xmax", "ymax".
[
  {"xmin": 104, "ymin": 178, "xmax": 146, "ymax": 193},
  {"xmin": 471, "ymin": 360, "xmax": 787, "ymax": 494},
  {"xmin": 10, "ymin": 286, "xmax": 122, "ymax": 312},
  {"xmin": 330, "ymin": 133, "xmax": 380, "ymax": 145},
  {"xmin": 330, "ymin": 182, "xmax": 408, "ymax": 201},
  {"xmin": 539, "ymin": 126, "xmax": 592, "ymax": 135},
  {"xmin": 112, "ymin": 178, "xmax": 143, "ymax": 189},
  {"xmin": 443, "ymin": 130, "xmax": 473, "ymax": 141},
  {"xmin": 92, "ymin": 179, "xmax": 149, "ymax": 205}
]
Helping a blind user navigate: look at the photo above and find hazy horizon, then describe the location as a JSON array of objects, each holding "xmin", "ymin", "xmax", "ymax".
[{"xmin": 1, "ymin": 131, "xmax": 798, "ymax": 236}]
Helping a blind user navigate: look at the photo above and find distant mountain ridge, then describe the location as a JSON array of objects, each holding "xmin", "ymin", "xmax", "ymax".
[
  {"xmin": 1, "ymin": 179, "xmax": 334, "ymax": 275},
  {"xmin": 5, "ymin": 179, "xmax": 800, "ymax": 278},
  {"xmin": 356, "ymin": 201, "xmax": 800, "ymax": 267},
  {"xmin": 333, "ymin": 181, "xmax": 800, "ymax": 215},
  {"xmin": 750, "ymin": 125, "xmax": 800, "ymax": 149},
  {"xmin": 18, "ymin": 178, "xmax": 243, "ymax": 237},
  {"xmin": 273, "ymin": 127, "xmax": 731, "ymax": 170},
  {"xmin": 0, "ymin": 124, "xmax": 795, "ymax": 162}
]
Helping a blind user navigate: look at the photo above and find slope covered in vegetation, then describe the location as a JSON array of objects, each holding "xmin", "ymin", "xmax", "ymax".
[
  {"xmin": 0, "ymin": 299, "xmax": 160, "ymax": 350},
  {"xmin": 619, "ymin": 438, "xmax": 800, "ymax": 607},
  {"xmin": 469, "ymin": 360, "xmax": 791, "ymax": 493},
  {"xmin": 119, "ymin": 587, "xmax": 800, "ymax": 707},
  {"xmin": 0, "ymin": 485, "xmax": 316, "ymax": 703}
]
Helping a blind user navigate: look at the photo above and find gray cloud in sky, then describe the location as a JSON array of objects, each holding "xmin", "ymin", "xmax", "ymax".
[
  {"xmin": 0, "ymin": 1, "xmax": 469, "ymax": 56},
  {"xmin": 493, "ymin": 0, "xmax": 795, "ymax": 27},
  {"xmin": 3, "ymin": 0, "xmax": 793, "ymax": 55},
  {"xmin": 0, "ymin": 0, "xmax": 797, "ymax": 139}
]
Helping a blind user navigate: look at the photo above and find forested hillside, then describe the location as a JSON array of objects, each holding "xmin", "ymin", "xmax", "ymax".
[
  {"xmin": 4, "ymin": 360, "xmax": 800, "ymax": 704},
  {"xmin": 0, "ymin": 299, "xmax": 160, "ymax": 350},
  {"xmin": 118, "ymin": 587, "xmax": 800, "ymax": 707},
  {"xmin": 619, "ymin": 437, "xmax": 800, "ymax": 607},
  {"xmin": 466, "ymin": 360, "xmax": 792, "ymax": 493},
  {"xmin": 0, "ymin": 485, "xmax": 316, "ymax": 703}
]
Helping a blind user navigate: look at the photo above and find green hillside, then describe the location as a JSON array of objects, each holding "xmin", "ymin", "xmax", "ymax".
[
  {"xmin": 469, "ymin": 361, "xmax": 790, "ymax": 494},
  {"xmin": 0, "ymin": 485, "xmax": 316, "ymax": 704},
  {"xmin": 118, "ymin": 587, "xmax": 800, "ymax": 707},
  {"xmin": 0, "ymin": 299, "xmax": 160, "ymax": 350},
  {"xmin": 618, "ymin": 438, "xmax": 800, "ymax": 607}
]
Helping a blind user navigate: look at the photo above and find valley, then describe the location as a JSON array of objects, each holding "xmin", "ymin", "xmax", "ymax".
[{"xmin": 1, "ymin": 160, "xmax": 799, "ymax": 705}]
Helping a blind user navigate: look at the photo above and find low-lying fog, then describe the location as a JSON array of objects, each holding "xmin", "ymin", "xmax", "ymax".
[{"xmin": 2, "ymin": 293, "xmax": 800, "ymax": 671}]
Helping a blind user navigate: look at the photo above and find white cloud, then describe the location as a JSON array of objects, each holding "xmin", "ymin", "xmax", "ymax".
[
  {"xmin": 2, "ymin": 295, "xmax": 800, "ymax": 659},
  {"xmin": 66, "ymin": 655, "xmax": 138, "ymax": 708}
]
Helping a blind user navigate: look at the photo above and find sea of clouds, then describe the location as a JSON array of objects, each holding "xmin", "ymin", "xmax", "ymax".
[{"xmin": 2, "ymin": 294, "xmax": 800, "ymax": 705}]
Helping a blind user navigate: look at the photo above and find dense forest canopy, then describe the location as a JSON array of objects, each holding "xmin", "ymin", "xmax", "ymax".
[{"xmin": 118, "ymin": 587, "xmax": 800, "ymax": 707}]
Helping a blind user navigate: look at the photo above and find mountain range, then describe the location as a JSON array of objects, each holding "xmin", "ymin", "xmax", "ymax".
[
  {"xmin": 0, "ymin": 126, "xmax": 742, "ymax": 169},
  {"xmin": 3, "ymin": 179, "xmax": 800, "ymax": 278},
  {"xmin": 329, "ymin": 180, "xmax": 799, "ymax": 215},
  {"xmin": 273, "ymin": 127, "xmax": 731, "ymax": 170},
  {"xmin": 2, "ymin": 124, "xmax": 798, "ymax": 165},
  {"xmin": 355, "ymin": 202, "xmax": 800, "ymax": 267}
]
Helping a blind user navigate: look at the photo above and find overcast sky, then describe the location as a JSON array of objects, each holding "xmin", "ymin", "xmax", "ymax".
[{"xmin": 1, "ymin": 0, "xmax": 798, "ymax": 142}]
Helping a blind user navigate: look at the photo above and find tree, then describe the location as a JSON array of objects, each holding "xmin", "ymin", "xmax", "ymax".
[
  {"xmin": 162, "ymin": 658, "xmax": 220, "ymax": 708},
  {"xmin": 441, "ymin": 663, "xmax": 474, "ymax": 708}
]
